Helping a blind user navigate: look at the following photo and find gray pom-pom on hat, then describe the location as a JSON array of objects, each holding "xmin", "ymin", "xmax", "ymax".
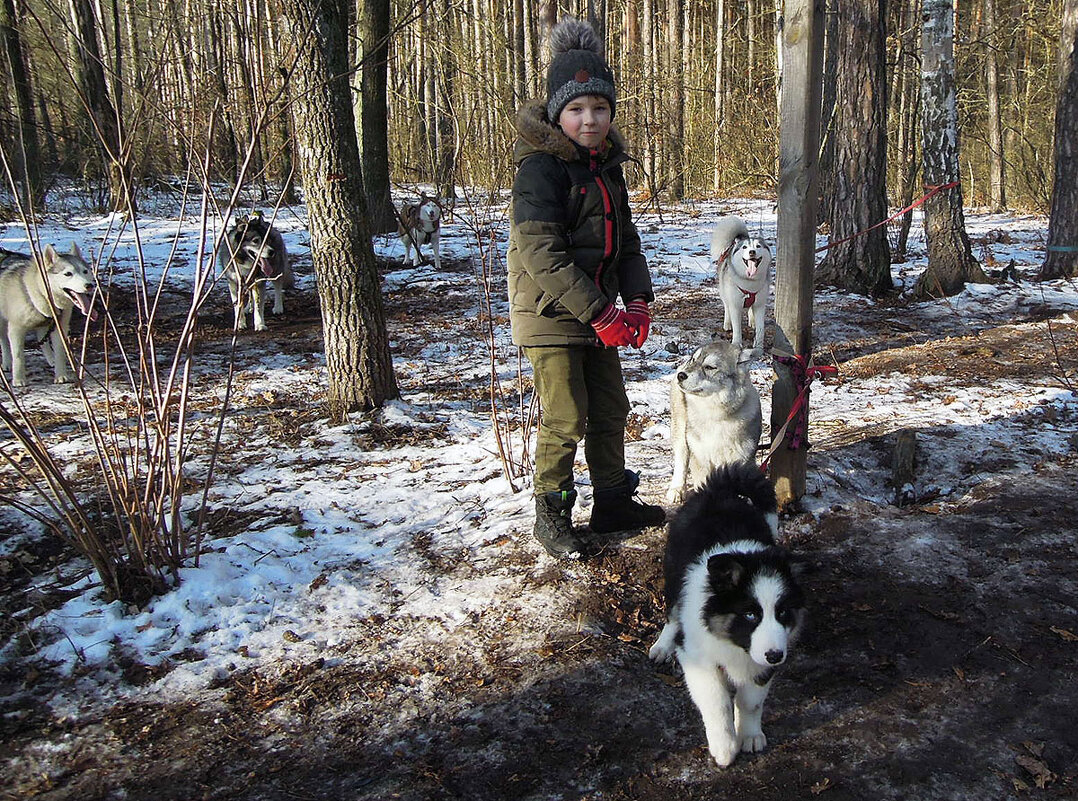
[{"xmin": 546, "ymin": 18, "xmax": 616, "ymax": 123}]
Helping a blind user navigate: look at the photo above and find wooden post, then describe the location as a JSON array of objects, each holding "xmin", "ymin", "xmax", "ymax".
[{"xmin": 771, "ymin": 0, "xmax": 825, "ymax": 510}]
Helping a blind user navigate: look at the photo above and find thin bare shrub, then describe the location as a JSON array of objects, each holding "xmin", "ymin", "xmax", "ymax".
[
  {"xmin": 453, "ymin": 183, "xmax": 536, "ymax": 491},
  {"xmin": 0, "ymin": 107, "xmax": 289, "ymax": 606}
]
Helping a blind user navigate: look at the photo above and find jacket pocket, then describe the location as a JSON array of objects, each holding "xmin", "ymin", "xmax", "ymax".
[{"xmin": 537, "ymin": 291, "xmax": 561, "ymax": 318}]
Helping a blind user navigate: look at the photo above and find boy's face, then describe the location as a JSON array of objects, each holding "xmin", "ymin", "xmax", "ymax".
[{"xmin": 557, "ymin": 95, "xmax": 612, "ymax": 149}]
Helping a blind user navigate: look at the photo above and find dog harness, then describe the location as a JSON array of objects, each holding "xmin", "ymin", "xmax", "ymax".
[{"xmin": 739, "ymin": 287, "xmax": 758, "ymax": 308}]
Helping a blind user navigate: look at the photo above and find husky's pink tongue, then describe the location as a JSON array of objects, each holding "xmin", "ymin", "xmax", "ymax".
[
  {"xmin": 260, "ymin": 258, "xmax": 276, "ymax": 278},
  {"xmin": 70, "ymin": 290, "xmax": 98, "ymax": 321},
  {"xmin": 744, "ymin": 261, "xmax": 758, "ymax": 278}
]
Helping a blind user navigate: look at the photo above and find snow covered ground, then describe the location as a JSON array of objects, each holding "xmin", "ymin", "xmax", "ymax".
[{"xmin": 1, "ymin": 191, "xmax": 1076, "ymax": 725}]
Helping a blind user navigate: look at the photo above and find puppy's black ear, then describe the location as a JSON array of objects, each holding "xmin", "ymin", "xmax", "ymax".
[
  {"xmin": 707, "ymin": 554, "xmax": 744, "ymax": 587},
  {"xmin": 768, "ymin": 546, "xmax": 813, "ymax": 578}
]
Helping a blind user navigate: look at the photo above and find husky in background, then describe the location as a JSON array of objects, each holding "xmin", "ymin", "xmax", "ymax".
[
  {"xmin": 667, "ymin": 339, "xmax": 762, "ymax": 503},
  {"xmin": 712, "ymin": 216, "xmax": 772, "ymax": 351},
  {"xmin": 398, "ymin": 196, "xmax": 442, "ymax": 270},
  {"xmin": 0, "ymin": 243, "xmax": 98, "ymax": 387},
  {"xmin": 650, "ymin": 464, "xmax": 806, "ymax": 769},
  {"xmin": 220, "ymin": 211, "xmax": 293, "ymax": 331}
]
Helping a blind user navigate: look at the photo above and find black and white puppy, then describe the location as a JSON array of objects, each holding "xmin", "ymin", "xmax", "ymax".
[{"xmin": 649, "ymin": 464, "xmax": 805, "ymax": 768}]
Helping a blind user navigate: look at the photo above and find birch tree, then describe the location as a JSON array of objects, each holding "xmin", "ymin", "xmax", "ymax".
[{"xmin": 913, "ymin": 0, "xmax": 986, "ymax": 299}]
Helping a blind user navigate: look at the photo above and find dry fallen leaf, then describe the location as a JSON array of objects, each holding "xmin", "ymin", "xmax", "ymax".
[
  {"xmin": 1015, "ymin": 754, "xmax": 1055, "ymax": 789},
  {"xmin": 810, "ymin": 777, "xmax": 833, "ymax": 795},
  {"xmin": 1049, "ymin": 626, "xmax": 1078, "ymax": 642}
]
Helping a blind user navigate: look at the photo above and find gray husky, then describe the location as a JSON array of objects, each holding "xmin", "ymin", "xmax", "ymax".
[
  {"xmin": 712, "ymin": 216, "xmax": 772, "ymax": 351},
  {"xmin": 220, "ymin": 212, "xmax": 293, "ymax": 331},
  {"xmin": 397, "ymin": 196, "xmax": 442, "ymax": 270},
  {"xmin": 666, "ymin": 340, "xmax": 762, "ymax": 503},
  {"xmin": 0, "ymin": 243, "xmax": 97, "ymax": 387}
]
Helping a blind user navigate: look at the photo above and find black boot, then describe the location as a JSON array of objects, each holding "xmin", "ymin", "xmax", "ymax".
[
  {"xmin": 589, "ymin": 470, "xmax": 666, "ymax": 534},
  {"xmin": 534, "ymin": 490, "xmax": 588, "ymax": 557}
]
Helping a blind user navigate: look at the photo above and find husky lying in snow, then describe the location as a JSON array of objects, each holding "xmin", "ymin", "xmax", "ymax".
[
  {"xmin": 0, "ymin": 243, "xmax": 98, "ymax": 386},
  {"xmin": 650, "ymin": 464, "xmax": 806, "ymax": 768}
]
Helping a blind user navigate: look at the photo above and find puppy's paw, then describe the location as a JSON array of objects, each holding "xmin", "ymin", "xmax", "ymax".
[
  {"xmin": 740, "ymin": 731, "xmax": 767, "ymax": 753},
  {"xmin": 54, "ymin": 374, "xmax": 72, "ymax": 385},
  {"xmin": 665, "ymin": 488, "xmax": 684, "ymax": 505},
  {"xmin": 648, "ymin": 621, "xmax": 678, "ymax": 663},
  {"xmin": 708, "ymin": 735, "xmax": 740, "ymax": 768},
  {"xmin": 648, "ymin": 640, "xmax": 673, "ymax": 663}
]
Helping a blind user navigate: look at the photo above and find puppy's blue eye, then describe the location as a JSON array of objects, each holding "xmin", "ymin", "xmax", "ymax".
[{"xmin": 743, "ymin": 611, "xmax": 759, "ymax": 623}]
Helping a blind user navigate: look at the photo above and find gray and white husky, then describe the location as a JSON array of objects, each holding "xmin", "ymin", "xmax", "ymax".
[
  {"xmin": 667, "ymin": 339, "xmax": 762, "ymax": 503},
  {"xmin": 397, "ymin": 196, "xmax": 442, "ymax": 270},
  {"xmin": 650, "ymin": 464, "xmax": 805, "ymax": 769},
  {"xmin": 0, "ymin": 243, "xmax": 98, "ymax": 387},
  {"xmin": 712, "ymin": 216, "xmax": 772, "ymax": 351},
  {"xmin": 220, "ymin": 212, "xmax": 293, "ymax": 332}
]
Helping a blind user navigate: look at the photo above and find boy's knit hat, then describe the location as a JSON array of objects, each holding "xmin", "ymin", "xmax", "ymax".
[{"xmin": 546, "ymin": 18, "xmax": 616, "ymax": 123}]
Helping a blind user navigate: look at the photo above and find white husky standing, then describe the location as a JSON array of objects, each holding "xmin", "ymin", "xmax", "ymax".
[
  {"xmin": 397, "ymin": 196, "xmax": 442, "ymax": 270},
  {"xmin": 0, "ymin": 243, "xmax": 97, "ymax": 387},
  {"xmin": 667, "ymin": 339, "xmax": 762, "ymax": 503},
  {"xmin": 712, "ymin": 216, "xmax": 772, "ymax": 351}
]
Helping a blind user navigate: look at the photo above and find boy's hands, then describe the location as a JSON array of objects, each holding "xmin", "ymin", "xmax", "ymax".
[
  {"xmin": 591, "ymin": 304, "xmax": 636, "ymax": 348},
  {"xmin": 624, "ymin": 299, "xmax": 651, "ymax": 348}
]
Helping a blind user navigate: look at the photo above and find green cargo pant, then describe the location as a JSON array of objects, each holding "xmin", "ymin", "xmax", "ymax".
[{"xmin": 524, "ymin": 344, "xmax": 630, "ymax": 495}]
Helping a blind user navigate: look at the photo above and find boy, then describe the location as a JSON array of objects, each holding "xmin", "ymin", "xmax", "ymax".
[{"xmin": 507, "ymin": 18, "xmax": 665, "ymax": 557}]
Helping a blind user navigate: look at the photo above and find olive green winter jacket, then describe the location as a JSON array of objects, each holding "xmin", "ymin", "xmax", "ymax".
[{"xmin": 507, "ymin": 101, "xmax": 654, "ymax": 347}]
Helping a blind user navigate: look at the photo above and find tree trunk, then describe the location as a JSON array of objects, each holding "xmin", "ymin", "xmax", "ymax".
[
  {"xmin": 0, "ymin": 0, "xmax": 43, "ymax": 207},
  {"xmin": 357, "ymin": 0, "xmax": 395, "ymax": 232},
  {"xmin": 433, "ymin": 0, "xmax": 456, "ymax": 200},
  {"xmin": 712, "ymin": 0, "xmax": 725, "ymax": 192},
  {"xmin": 280, "ymin": 0, "xmax": 399, "ymax": 419},
  {"xmin": 772, "ymin": 0, "xmax": 825, "ymax": 510},
  {"xmin": 892, "ymin": 0, "xmax": 920, "ymax": 262},
  {"xmin": 816, "ymin": 0, "xmax": 839, "ymax": 225},
  {"xmin": 69, "ymin": 0, "xmax": 133, "ymax": 212},
  {"xmin": 816, "ymin": 0, "xmax": 891, "ymax": 296},
  {"xmin": 1041, "ymin": 0, "xmax": 1078, "ymax": 279},
  {"xmin": 984, "ymin": 0, "xmax": 1007, "ymax": 211},
  {"xmin": 913, "ymin": 0, "xmax": 986, "ymax": 299},
  {"xmin": 668, "ymin": 0, "xmax": 685, "ymax": 200}
]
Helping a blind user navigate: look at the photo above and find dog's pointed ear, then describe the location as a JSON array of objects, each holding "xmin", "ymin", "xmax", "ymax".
[
  {"xmin": 707, "ymin": 554, "xmax": 745, "ymax": 587},
  {"xmin": 70, "ymin": 241, "xmax": 83, "ymax": 260},
  {"xmin": 44, "ymin": 244, "xmax": 57, "ymax": 264}
]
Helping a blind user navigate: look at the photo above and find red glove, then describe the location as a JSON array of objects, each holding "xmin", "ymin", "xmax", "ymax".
[
  {"xmin": 624, "ymin": 299, "xmax": 651, "ymax": 348},
  {"xmin": 591, "ymin": 303, "xmax": 635, "ymax": 348}
]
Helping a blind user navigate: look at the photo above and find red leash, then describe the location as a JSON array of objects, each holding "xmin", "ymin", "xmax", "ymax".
[
  {"xmin": 760, "ymin": 352, "xmax": 838, "ymax": 473},
  {"xmin": 816, "ymin": 181, "xmax": 960, "ymax": 254}
]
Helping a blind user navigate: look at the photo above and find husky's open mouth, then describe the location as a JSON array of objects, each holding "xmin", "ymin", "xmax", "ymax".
[{"xmin": 65, "ymin": 287, "xmax": 99, "ymax": 321}]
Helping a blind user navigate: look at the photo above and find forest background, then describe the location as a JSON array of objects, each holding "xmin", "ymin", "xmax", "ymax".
[{"xmin": 0, "ymin": 0, "xmax": 1064, "ymax": 219}]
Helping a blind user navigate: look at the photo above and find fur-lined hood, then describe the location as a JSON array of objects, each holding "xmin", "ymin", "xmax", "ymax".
[{"xmin": 512, "ymin": 100, "xmax": 628, "ymax": 164}]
